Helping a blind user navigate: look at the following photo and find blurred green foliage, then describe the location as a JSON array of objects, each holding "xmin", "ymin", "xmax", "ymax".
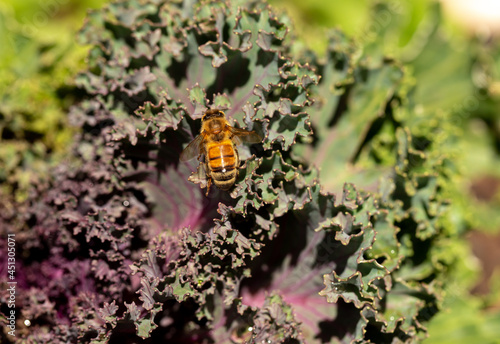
[{"xmin": 0, "ymin": 0, "xmax": 105, "ymax": 202}]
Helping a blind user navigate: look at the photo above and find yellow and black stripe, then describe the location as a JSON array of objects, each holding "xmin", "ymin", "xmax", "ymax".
[{"xmin": 206, "ymin": 140, "xmax": 238, "ymax": 190}]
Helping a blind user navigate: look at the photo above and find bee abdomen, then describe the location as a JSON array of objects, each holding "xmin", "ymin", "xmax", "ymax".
[
  {"xmin": 210, "ymin": 163, "xmax": 236, "ymax": 172},
  {"xmin": 212, "ymin": 170, "xmax": 238, "ymax": 190},
  {"xmin": 207, "ymin": 143, "xmax": 236, "ymax": 170},
  {"xmin": 206, "ymin": 141, "xmax": 239, "ymax": 191},
  {"xmin": 210, "ymin": 161, "xmax": 237, "ymax": 190}
]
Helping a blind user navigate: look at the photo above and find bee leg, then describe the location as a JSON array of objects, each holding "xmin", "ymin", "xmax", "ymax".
[
  {"xmin": 206, "ymin": 176, "xmax": 212, "ymax": 196},
  {"xmin": 234, "ymin": 147, "xmax": 240, "ymax": 178},
  {"xmin": 205, "ymin": 160, "xmax": 211, "ymax": 196}
]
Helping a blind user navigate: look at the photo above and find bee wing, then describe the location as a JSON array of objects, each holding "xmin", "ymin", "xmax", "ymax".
[
  {"xmin": 228, "ymin": 126, "xmax": 262, "ymax": 145},
  {"xmin": 180, "ymin": 134, "xmax": 204, "ymax": 161}
]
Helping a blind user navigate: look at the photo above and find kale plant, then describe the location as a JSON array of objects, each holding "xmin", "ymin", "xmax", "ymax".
[{"xmin": 1, "ymin": 0, "xmax": 451, "ymax": 342}]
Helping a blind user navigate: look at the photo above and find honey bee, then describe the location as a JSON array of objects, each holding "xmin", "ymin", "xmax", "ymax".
[{"xmin": 180, "ymin": 109, "xmax": 262, "ymax": 195}]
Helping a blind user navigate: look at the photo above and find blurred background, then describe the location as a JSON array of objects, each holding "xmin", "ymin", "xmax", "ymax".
[{"xmin": 1, "ymin": 0, "xmax": 500, "ymax": 342}]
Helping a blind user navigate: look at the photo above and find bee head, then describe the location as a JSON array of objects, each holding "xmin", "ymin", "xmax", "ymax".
[{"xmin": 202, "ymin": 109, "xmax": 225, "ymax": 121}]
